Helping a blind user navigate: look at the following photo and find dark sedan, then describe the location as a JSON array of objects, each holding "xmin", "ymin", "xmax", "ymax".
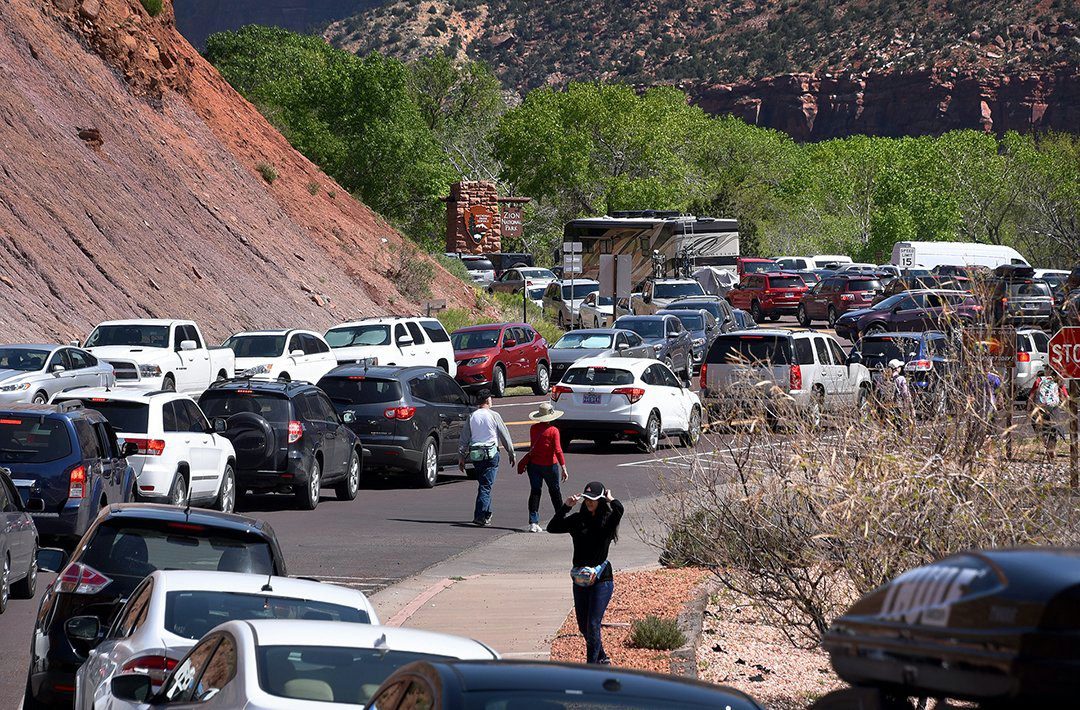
[
  {"xmin": 366, "ymin": 660, "xmax": 764, "ymax": 709},
  {"xmin": 613, "ymin": 314, "xmax": 696, "ymax": 379},
  {"xmin": 657, "ymin": 309, "xmax": 718, "ymax": 369},
  {"xmin": 834, "ymin": 290, "xmax": 983, "ymax": 341},
  {"xmin": 547, "ymin": 329, "xmax": 654, "ymax": 384}
]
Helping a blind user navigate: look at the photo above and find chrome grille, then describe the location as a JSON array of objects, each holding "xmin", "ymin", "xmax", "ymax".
[{"xmin": 108, "ymin": 361, "xmax": 139, "ymax": 381}]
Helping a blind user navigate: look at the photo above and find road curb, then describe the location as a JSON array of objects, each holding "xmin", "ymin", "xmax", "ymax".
[
  {"xmin": 669, "ymin": 576, "xmax": 716, "ymax": 679},
  {"xmin": 384, "ymin": 574, "xmax": 480, "ymax": 627}
]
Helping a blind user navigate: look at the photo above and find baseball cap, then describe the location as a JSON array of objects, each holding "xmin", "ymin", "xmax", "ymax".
[
  {"xmin": 582, "ymin": 481, "xmax": 606, "ymax": 500},
  {"xmin": 888, "ymin": 359, "xmax": 904, "ymax": 370}
]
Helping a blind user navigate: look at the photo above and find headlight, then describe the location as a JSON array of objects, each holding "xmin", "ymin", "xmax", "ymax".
[
  {"xmin": 464, "ymin": 357, "xmax": 488, "ymax": 367},
  {"xmin": 0, "ymin": 382, "xmax": 31, "ymax": 392},
  {"xmin": 139, "ymin": 364, "xmax": 162, "ymax": 378},
  {"xmin": 243, "ymin": 364, "xmax": 273, "ymax": 376}
]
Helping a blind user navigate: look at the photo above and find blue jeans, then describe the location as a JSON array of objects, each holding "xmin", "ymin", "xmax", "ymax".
[
  {"xmin": 527, "ymin": 463, "xmax": 563, "ymax": 524},
  {"xmin": 472, "ymin": 452, "xmax": 500, "ymax": 522},
  {"xmin": 573, "ymin": 579, "xmax": 614, "ymax": 664}
]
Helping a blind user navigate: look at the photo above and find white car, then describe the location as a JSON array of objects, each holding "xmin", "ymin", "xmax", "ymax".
[
  {"xmin": 0, "ymin": 344, "xmax": 114, "ymax": 404},
  {"xmin": 550, "ymin": 356, "xmax": 702, "ymax": 452},
  {"xmin": 324, "ymin": 317, "xmax": 457, "ymax": 377},
  {"xmin": 575, "ymin": 291, "xmax": 616, "ymax": 328},
  {"xmin": 75, "ymin": 571, "xmax": 379, "ymax": 710},
  {"xmin": 1016, "ymin": 328, "xmax": 1050, "ymax": 399},
  {"xmin": 222, "ymin": 329, "xmax": 338, "ymax": 384},
  {"xmin": 835, "ymin": 263, "xmax": 880, "ymax": 273},
  {"xmin": 104, "ymin": 619, "xmax": 498, "ymax": 709},
  {"xmin": 84, "ymin": 320, "xmax": 235, "ymax": 394},
  {"xmin": 54, "ymin": 389, "xmax": 237, "ymax": 511}
]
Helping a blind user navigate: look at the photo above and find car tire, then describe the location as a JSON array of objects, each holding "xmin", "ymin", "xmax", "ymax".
[
  {"xmin": 639, "ymin": 412, "xmax": 661, "ymax": 453},
  {"xmin": 335, "ymin": 450, "xmax": 360, "ymax": 501},
  {"xmin": 168, "ymin": 473, "xmax": 189, "ymax": 508},
  {"xmin": 797, "ymin": 305, "xmax": 811, "ymax": 327},
  {"xmin": 769, "ymin": 314, "xmax": 781, "ymax": 322},
  {"xmin": 827, "ymin": 307, "xmax": 837, "ymax": 328},
  {"xmin": 532, "ymin": 363, "xmax": 550, "ymax": 395},
  {"xmin": 417, "ymin": 437, "xmax": 439, "ymax": 489},
  {"xmin": 491, "ymin": 366, "xmax": 506, "ymax": 398},
  {"xmin": 215, "ymin": 465, "xmax": 236, "ymax": 513},
  {"xmin": 680, "ymin": 406, "xmax": 702, "ymax": 448},
  {"xmin": 31, "ymin": 391, "xmax": 48, "ymax": 405},
  {"xmin": 12, "ymin": 546, "xmax": 37, "ymax": 599},
  {"xmin": 750, "ymin": 301, "xmax": 763, "ymax": 322},
  {"xmin": 23, "ymin": 672, "xmax": 48, "ymax": 710},
  {"xmin": 865, "ymin": 323, "xmax": 886, "ymax": 337},
  {"xmin": 684, "ymin": 352, "xmax": 693, "ymax": 379},
  {"xmin": 161, "ymin": 375, "xmax": 176, "ymax": 392},
  {"xmin": 296, "ymin": 459, "xmax": 321, "ymax": 510}
]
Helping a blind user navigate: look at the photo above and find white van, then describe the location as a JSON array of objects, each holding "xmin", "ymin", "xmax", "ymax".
[
  {"xmin": 776, "ymin": 255, "xmax": 854, "ymax": 271},
  {"xmin": 891, "ymin": 241, "xmax": 1028, "ymax": 270},
  {"xmin": 810, "ymin": 254, "xmax": 854, "ymax": 269}
]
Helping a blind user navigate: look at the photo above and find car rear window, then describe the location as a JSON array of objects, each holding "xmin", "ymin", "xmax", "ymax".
[
  {"xmin": 672, "ymin": 313, "xmax": 704, "ymax": 330},
  {"xmin": 856, "ymin": 337, "xmax": 920, "ymax": 365},
  {"xmin": 654, "ymin": 282, "xmax": 704, "ymax": 299},
  {"xmin": 1007, "ymin": 282, "xmax": 1051, "ymax": 297},
  {"xmin": 767, "ymin": 276, "xmax": 805, "ymax": 289},
  {"xmin": 452, "ymin": 329, "xmax": 501, "ymax": 350},
  {"xmin": 319, "ymin": 377, "xmax": 402, "ymax": 405},
  {"xmin": 223, "ymin": 335, "xmax": 286, "ymax": 358},
  {"xmin": 164, "ymin": 591, "xmax": 369, "ymax": 641},
  {"xmin": 847, "ymin": 279, "xmax": 882, "ymax": 291},
  {"xmin": 706, "ymin": 335, "xmax": 793, "ymax": 365},
  {"xmin": 0, "ymin": 416, "xmax": 72, "ymax": 463},
  {"xmin": 562, "ymin": 367, "xmax": 635, "ymax": 386},
  {"xmin": 615, "ymin": 319, "xmax": 664, "ymax": 340},
  {"xmin": 75, "ymin": 400, "xmax": 149, "ymax": 434},
  {"xmin": 553, "ymin": 333, "xmax": 613, "ymax": 349},
  {"xmin": 199, "ymin": 391, "xmax": 292, "ymax": 424}
]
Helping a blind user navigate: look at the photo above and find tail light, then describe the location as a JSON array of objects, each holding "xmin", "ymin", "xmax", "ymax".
[
  {"xmin": 68, "ymin": 465, "xmax": 86, "ymax": 499},
  {"xmin": 699, "ymin": 363, "xmax": 708, "ymax": 391},
  {"xmin": 839, "ymin": 293, "xmax": 856, "ymax": 301},
  {"xmin": 1002, "ymin": 297, "xmax": 1008, "ymax": 307},
  {"xmin": 1018, "ymin": 351, "xmax": 1031, "ymax": 363},
  {"xmin": 123, "ymin": 438, "xmax": 166, "ymax": 456},
  {"xmin": 612, "ymin": 387, "xmax": 646, "ymax": 404},
  {"xmin": 789, "ymin": 364, "xmax": 803, "ymax": 391},
  {"xmin": 551, "ymin": 385, "xmax": 572, "ymax": 402},
  {"xmin": 56, "ymin": 562, "xmax": 111, "ymax": 594},
  {"xmin": 383, "ymin": 406, "xmax": 417, "ymax": 420},
  {"xmin": 287, "ymin": 421, "xmax": 303, "ymax": 444},
  {"xmin": 121, "ymin": 655, "xmax": 177, "ymax": 688},
  {"xmin": 909, "ymin": 359, "xmax": 933, "ymax": 371}
]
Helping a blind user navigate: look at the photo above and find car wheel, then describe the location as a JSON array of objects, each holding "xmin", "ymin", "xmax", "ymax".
[
  {"xmin": 865, "ymin": 323, "xmax": 886, "ymax": 336},
  {"xmin": 336, "ymin": 450, "xmax": 360, "ymax": 501},
  {"xmin": 680, "ymin": 406, "xmax": 702, "ymax": 448},
  {"xmin": 215, "ymin": 465, "xmax": 236, "ymax": 513},
  {"xmin": 161, "ymin": 375, "xmax": 176, "ymax": 392},
  {"xmin": 31, "ymin": 391, "xmax": 48, "ymax": 405},
  {"xmin": 768, "ymin": 314, "xmax": 781, "ymax": 322},
  {"xmin": 491, "ymin": 366, "xmax": 506, "ymax": 398},
  {"xmin": 168, "ymin": 473, "xmax": 189, "ymax": 508},
  {"xmin": 856, "ymin": 385, "xmax": 872, "ymax": 418},
  {"xmin": 827, "ymin": 307, "xmax": 837, "ymax": 328},
  {"xmin": 532, "ymin": 363, "xmax": 550, "ymax": 395},
  {"xmin": 797, "ymin": 305, "xmax": 811, "ymax": 327},
  {"xmin": 417, "ymin": 437, "xmax": 439, "ymax": 489},
  {"xmin": 684, "ymin": 352, "xmax": 693, "ymax": 379},
  {"xmin": 663, "ymin": 356, "xmax": 674, "ymax": 371},
  {"xmin": 750, "ymin": 301, "xmax": 763, "ymax": 322},
  {"xmin": 12, "ymin": 546, "xmax": 37, "ymax": 599},
  {"xmin": 297, "ymin": 459, "xmax": 321, "ymax": 510},
  {"xmin": 0, "ymin": 556, "xmax": 9, "ymax": 614},
  {"xmin": 639, "ymin": 412, "xmax": 661, "ymax": 453}
]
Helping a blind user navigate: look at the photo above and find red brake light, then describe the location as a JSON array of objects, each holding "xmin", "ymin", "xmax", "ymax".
[
  {"xmin": 237, "ymin": 389, "xmax": 254, "ymax": 394},
  {"xmin": 287, "ymin": 421, "xmax": 303, "ymax": 444},
  {"xmin": 839, "ymin": 293, "xmax": 855, "ymax": 301},
  {"xmin": 612, "ymin": 387, "xmax": 646, "ymax": 404},
  {"xmin": 911, "ymin": 359, "xmax": 933, "ymax": 371},
  {"xmin": 699, "ymin": 363, "xmax": 708, "ymax": 391},
  {"xmin": 383, "ymin": 406, "xmax": 416, "ymax": 420},
  {"xmin": 167, "ymin": 522, "xmax": 207, "ymax": 532},
  {"xmin": 0, "ymin": 418, "xmax": 22, "ymax": 425},
  {"xmin": 789, "ymin": 364, "xmax": 803, "ymax": 391},
  {"xmin": 68, "ymin": 465, "xmax": 86, "ymax": 499},
  {"xmin": 56, "ymin": 562, "xmax": 112, "ymax": 594},
  {"xmin": 90, "ymin": 398, "xmax": 109, "ymax": 403},
  {"xmin": 123, "ymin": 438, "xmax": 166, "ymax": 456},
  {"xmin": 1018, "ymin": 351, "xmax": 1031, "ymax": 363},
  {"xmin": 121, "ymin": 654, "xmax": 178, "ymax": 687},
  {"xmin": 551, "ymin": 385, "xmax": 572, "ymax": 402},
  {"xmin": 347, "ymin": 376, "xmax": 366, "ymax": 380}
]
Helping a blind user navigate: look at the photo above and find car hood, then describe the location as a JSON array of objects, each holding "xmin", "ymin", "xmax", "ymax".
[
  {"xmin": 86, "ymin": 345, "xmax": 169, "ymax": 360},
  {"xmin": 839, "ymin": 308, "xmax": 876, "ymax": 321},
  {"xmin": 455, "ymin": 348, "xmax": 497, "ymax": 360},
  {"xmin": 0, "ymin": 369, "xmax": 39, "ymax": 384},
  {"xmin": 549, "ymin": 348, "xmax": 609, "ymax": 364}
]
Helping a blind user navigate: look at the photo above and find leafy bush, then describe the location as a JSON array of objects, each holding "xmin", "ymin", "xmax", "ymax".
[
  {"xmin": 628, "ymin": 615, "xmax": 686, "ymax": 650},
  {"xmin": 384, "ymin": 241, "xmax": 435, "ymax": 300},
  {"xmin": 256, "ymin": 162, "xmax": 278, "ymax": 184},
  {"xmin": 306, "ymin": 182, "xmax": 320, "ymax": 196},
  {"xmin": 139, "ymin": 0, "xmax": 162, "ymax": 16}
]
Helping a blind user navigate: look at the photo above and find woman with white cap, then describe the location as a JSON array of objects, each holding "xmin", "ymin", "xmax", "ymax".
[
  {"xmin": 547, "ymin": 481, "xmax": 623, "ymax": 665},
  {"xmin": 517, "ymin": 402, "xmax": 569, "ymax": 532}
]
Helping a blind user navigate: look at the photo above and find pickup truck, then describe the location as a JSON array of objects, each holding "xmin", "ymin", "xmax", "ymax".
[
  {"xmin": 631, "ymin": 279, "xmax": 707, "ymax": 315},
  {"xmin": 83, "ymin": 319, "xmax": 235, "ymax": 394}
]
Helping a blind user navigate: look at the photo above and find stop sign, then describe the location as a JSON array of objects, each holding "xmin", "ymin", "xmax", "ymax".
[{"xmin": 1048, "ymin": 327, "xmax": 1080, "ymax": 379}]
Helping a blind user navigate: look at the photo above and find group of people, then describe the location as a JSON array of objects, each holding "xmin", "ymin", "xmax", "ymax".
[{"xmin": 457, "ymin": 388, "xmax": 623, "ymax": 665}]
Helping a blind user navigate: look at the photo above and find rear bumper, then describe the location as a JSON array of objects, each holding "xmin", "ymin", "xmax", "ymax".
[
  {"xmin": 365, "ymin": 444, "xmax": 424, "ymax": 472},
  {"xmin": 30, "ymin": 500, "xmax": 94, "ymax": 540},
  {"xmin": 555, "ymin": 419, "xmax": 647, "ymax": 439},
  {"xmin": 236, "ymin": 453, "xmax": 310, "ymax": 492}
]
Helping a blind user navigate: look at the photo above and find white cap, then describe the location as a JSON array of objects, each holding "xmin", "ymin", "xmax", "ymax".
[{"xmin": 888, "ymin": 359, "xmax": 904, "ymax": 370}]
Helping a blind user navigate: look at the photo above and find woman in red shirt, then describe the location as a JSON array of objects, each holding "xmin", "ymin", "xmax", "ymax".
[{"xmin": 518, "ymin": 402, "xmax": 569, "ymax": 532}]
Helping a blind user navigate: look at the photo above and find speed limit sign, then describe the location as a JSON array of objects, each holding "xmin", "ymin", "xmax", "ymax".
[{"xmin": 898, "ymin": 246, "xmax": 915, "ymax": 267}]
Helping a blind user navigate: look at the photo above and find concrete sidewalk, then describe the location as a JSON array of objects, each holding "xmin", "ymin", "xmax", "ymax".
[{"xmin": 370, "ymin": 498, "xmax": 663, "ymax": 659}]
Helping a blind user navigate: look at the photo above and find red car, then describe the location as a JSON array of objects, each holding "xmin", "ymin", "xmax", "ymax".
[
  {"xmin": 797, "ymin": 274, "xmax": 884, "ymax": 327},
  {"xmin": 451, "ymin": 323, "xmax": 551, "ymax": 397},
  {"xmin": 726, "ymin": 272, "xmax": 810, "ymax": 322},
  {"xmin": 736, "ymin": 257, "xmax": 778, "ymax": 279}
]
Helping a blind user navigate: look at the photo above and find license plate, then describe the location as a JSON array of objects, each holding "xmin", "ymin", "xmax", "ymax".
[
  {"xmin": 583, "ymin": 393, "xmax": 602, "ymax": 405},
  {"xmin": 1023, "ymin": 303, "xmax": 1037, "ymax": 309}
]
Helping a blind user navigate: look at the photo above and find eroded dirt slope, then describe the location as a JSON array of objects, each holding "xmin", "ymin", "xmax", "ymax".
[{"xmin": 0, "ymin": 0, "xmax": 473, "ymax": 344}]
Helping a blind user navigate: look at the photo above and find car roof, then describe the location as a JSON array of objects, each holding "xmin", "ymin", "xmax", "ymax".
[
  {"xmin": 54, "ymin": 387, "xmax": 189, "ymax": 403},
  {"xmin": 148, "ymin": 570, "xmax": 374, "ymax": 611},
  {"xmin": 652, "ymin": 278, "xmax": 698, "ymax": 283},
  {"xmin": 228, "ymin": 329, "xmax": 315, "ymax": 337},
  {"xmin": 206, "ymin": 379, "xmax": 317, "ymax": 395},
  {"xmin": 614, "ymin": 314, "xmax": 673, "ymax": 321},
  {"xmin": 233, "ymin": 619, "xmax": 497, "ymax": 657},
  {"xmin": 0, "ymin": 343, "xmax": 61, "ymax": 351},
  {"xmin": 554, "ymin": 279, "xmax": 599, "ymax": 285},
  {"xmin": 0, "ymin": 402, "xmax": 98, "ymax": 419},
  {"xmin": 452, "ymin": 323, "xmax": 526, "ymax": 333},
  {"xmin": 716, "ymin": 329, "xmax": 803, "ymax": 338},
  {"xmin": 99, "ymin": 502, "xmax": 273, "ymax": 535},
  {"xmin": 95, "ymin": 319, "xmax": 182, "ymax": 327},
  {"xmin": 328, "ymin": 317, "xmax": 428, "ymax": 328},
  {"xmin": 324, "ymin": 364, "xmax": 443, "ymax": 379},
  {"xmin": 861, "ymin": 331, "xmax": 945, "ymax": 340}
]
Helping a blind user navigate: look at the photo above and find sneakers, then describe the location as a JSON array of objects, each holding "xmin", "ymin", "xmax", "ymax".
[{"xmin": 527, "ymin": 523, "xmax": 543, "ymax": 533}]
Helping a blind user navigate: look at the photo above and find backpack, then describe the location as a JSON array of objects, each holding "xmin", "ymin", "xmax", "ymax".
[{"xmin": 1035, "ymin": 377, "xmax": 1062, "ymax": 409}]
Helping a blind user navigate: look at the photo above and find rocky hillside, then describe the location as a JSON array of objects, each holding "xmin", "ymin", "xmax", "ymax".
[
  {"xmin": 174, "ymin": 0, "xmax": 379, "ymax": 50},
  {"xmin": 0, "ymin": 0, "xmax": 474, "ymax": 344}
]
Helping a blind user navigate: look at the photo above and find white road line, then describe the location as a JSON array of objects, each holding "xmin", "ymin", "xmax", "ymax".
[{"xmin": 494, "ymin": 400, "xmax": 544, "ymax": 408}]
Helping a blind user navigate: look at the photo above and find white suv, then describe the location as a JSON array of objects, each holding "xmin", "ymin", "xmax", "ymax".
[
  {"xmin": 550, "ymin": 356, "xmax": 702, "ymax": 452},
  {"xmin": 324, "ymin": 317, "xmax": 457, "ymax": 376},
  {"xmin": 1016, "ymin": 328, "xmax": 1050, "ymax": 398},
  {"xmin": 54, "ymin": 388, "xmax": 237, "ymax": 511},
  {"xmin": 223, "ymin": 329, "xmax": 338, "ymax": 384}
]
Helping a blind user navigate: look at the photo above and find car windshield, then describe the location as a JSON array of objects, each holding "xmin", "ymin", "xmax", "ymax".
[
  {"xmin": 654, "ymin": 282, "xmax": 704, "ymax": 299},
  {"xmin": 743, "ymin": 261, "xmax": 778, "ymax": 274},
  {"xmin": 0, "ymin": 416, "xmax": 72, "ymax": 463},
  {"xmin": 63, "ymin": 400, "xmax": 149, "ymax": 434},
  {"xmin": 85, "ymin": 325, "xmax": 170, "ymax": 348},
  {"xmin": 672, "ymin": 313, "xmax": 704, "ymax": 330},
  {"xmin": 223, "ymin": 335, "xmax": 286, "ymax": 358},
  {"xmin": 325, "ymin": 325, "xmax": 391, "ymax": 348},
  {"xmin": 799, "ymin": 272, "xmax": 821, "ymax": 284},
  {"xmin": 462, "ymin": 691, "xmax": 752, "ymax": 709},
  {"xmin": 562, "ymin": 367, "xmax": 635, "ymax": 386},
  {"xmin": 768, "ymin": 276, "xmax": 805, "ymax": 289},
  {"xmin": 257, "ymin": 646, "xmax": 453, "ymax": 706},
  {"xmin": 0, "ymin": 348, "xmax": 49, "ymax": 372},
  {"xmin": 848, "ymin": 279, "xmax": 883, "ymax": 292},
  {"xmin": 872, "ymin": 294, "xmax": 906, "ymax": 311},
  {"xmin": 452, "ymin": 329, "xmax": 502, "ymax": 350},
  {"xmin": 318, "ymin": 377, "xmax": 402, "ymax": 405},
  {"xmin": 520, "ymin": 269, "xmax": 554, "ymax": 279},
  {"xmin": 199, "ymin": 391, "xmax": 292, "ymax": 424},
  {"xmin": 615, "ymin": 319, "xmax": 664, "ymax": 340},
  {"xmin": 855, "ymin": 337, "xmax": 921, "ymax": 366},
  {"xmin": 80, "ymin": 522, "xmax": 275, "ymax": 593},
  {"xmin": 553, "ymin": 333, "xmax": 613, "ymax": 350},
  {"xmin": 706, "ymin": 336, "xmax": 793, "ymax": 365},
  {"xmin": 563, "ymin": 283, "xmax": 600, "ymax": 300},
  {"xmin": 164, "ymin": 591, "xmax": 369, "ymax": 641},
  {"xmin": 1008, "ymin": 282, "xmax": 1051, "ymax": 297}
]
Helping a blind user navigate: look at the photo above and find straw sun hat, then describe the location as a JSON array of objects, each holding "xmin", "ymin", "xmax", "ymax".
[{"xmin": 528, "ymin": 402, "xmax": 564, "ymax": 422}]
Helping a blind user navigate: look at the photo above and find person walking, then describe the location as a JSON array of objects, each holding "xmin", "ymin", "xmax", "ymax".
[
  {"xmin": 1029, "ymin": 371, "xmax": 1068, "ymax": 462},
  {"xmin": 547, "ymin": 482, "xmax": 623, "ymax": 665},
  {"xmin": 516, "ymin": 402, "xmax": 569, "ymax": 533},
  {"xmin": 458, "ymin": 388, "xmax": 515, "ymax": 526}
]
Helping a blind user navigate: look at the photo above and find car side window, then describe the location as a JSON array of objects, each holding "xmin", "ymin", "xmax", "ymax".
[
  {"xmin": 312, "ymin": 336, "xmax": 331, "ymax": 354},
  {"xmin": 46, "ymin": 349, "xmax": 68, "ymax": 372},
  {"xmin": 73, "ymin": 419, "xmax": 101, "ymax": 459},
  {"xmin": 814, "ymin": 338, "xmax": 832, "ymax": 365},
  {"xmin": 408, "ymin": 375, "xmax": 439, "ymax": 403},
  {"xmin": 313, "ymin": 393, "xmax": 339, "ymax": 422},
  {"xmin": 653, "ymin": 364, "xmax": 681, "ymax": 387},
  {"xmin": 405, "ymin": 321, "xmax": 426, "ymax": 345},
  {"xmin": 828, "ymin": 339, "xmax": 847, "ymax": 366},
  {"xmin": 300, "ymin": 334, "xmax": 320, "ymax": 355},
  {"xmin": 171, "ymin": 400, "xmax": 194, "ymax": 434},
  {"xmin": 794, "ymin": 339, "xmax": 814, "ymax": 365},
  {"xmin": 183, "ymin": 400, "xmax": 211, "ymax": 434},
  {"xmin": 69, "ymin": 349, "xmax": 96, "ymax": 370},
  {"xmin": 191, "ymin": 633, "xmax": 237, "ymax": 703},
  {"xmin": 1032, "ymin": 331, "xmax": 1050, "ymax": 353},
  {"xmin": 625, "ymin": 332, "xmax": 643, "ymax": 347},
  {"xmin": 287, "ymin": 334, "xmax": 303, "ymax": 354},
  {"xmin": 925, "ymin": 294, "xmax": 944, "ymax": 309},
  {"xmin": 420, "ymin": 320, "xmax": 450, "ymax": 343},
  {"xmin": 895, "ymin": 296, "xmax": 918, "ymax": 311},
  {"xmin": 162, "ymin": 401, "xmax": 179, "ymax": 433},
  {"xmin": 111, "ymin": 577, "xmax": 154, "ymax": 639},
  {"xmin": 395, "ymin": 324, "xmax": 411, "ymax": 347},
  {"xmin": 162, "ymin": 635, "xmax": 221, "ymax": 703},
  {"xmin": 292, "ymin": 394, "xmax": 316, "ymax": 422},
  {"xmin": 437, "ymin": 375, "xmax": 469, "ymax": 406},
  {"xmin": 94, "ymin": 422, "xmax": 119, "ymax": 458}
]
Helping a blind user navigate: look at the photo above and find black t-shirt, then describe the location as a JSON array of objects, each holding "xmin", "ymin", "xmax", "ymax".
[{"xmin": 547, "ymin": 499, "xmax": 624, "ymax": 583}]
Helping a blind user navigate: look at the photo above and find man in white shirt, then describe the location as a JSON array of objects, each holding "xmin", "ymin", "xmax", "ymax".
[{"xmin": 458, "ymin": 388, "xmax": 516, "ymax": 526}]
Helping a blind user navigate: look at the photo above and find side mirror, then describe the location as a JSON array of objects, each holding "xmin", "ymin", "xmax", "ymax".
[
  {"xmin": 110, "ymin": 674, "xmax": 154, "ymax": 704},
  {"xmin": 342, "ymin": 411, "xmax": 356, "ymax": 424},
  {"xmin": 180, "ymin": 340, "xmax": 197, "ymax": 351},
  {"xmin": 213, "ymin": 417, "xmax": 228, "ymax": 434},
  {"xmin": 503, "ymin": 339, "xmax": 517, "ymax": 349},
  {"xmin": 667, "ymin": 332, "xmax": 679, "ymax": 339},
  {"xmin": 65, "ymin": 615, "xmax": 102, "ymax": 644},
  {"xmin": 38, "ymin": 547, "xmax": 68, "ymax": 573},
  {"xmin": 616, "ymin": 342, "xmax": 629, "ymax": 351},
  {"xmin": 121, "ymin": 441, "xmax": 139, "ymax": 458},
  {"xmin": 69, "ymin": 340, "xmax": 81, "ymax": 347},
  {"xmin": 25, "ymin": 499, "xmax": 45, "ymax": 513},
  {"xmin": 397, "ymin": 335, "xmax": 414, "ymax": 347},
  {"xmin": 52, "ymin": 365, "xmax": 66, "ymax": 375},
  {"xmin": 290, "ymin": 349, "xmax": 304, "ymax": 357}
]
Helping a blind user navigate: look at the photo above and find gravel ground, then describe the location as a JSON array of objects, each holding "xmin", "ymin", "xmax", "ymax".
[
  {"xmin": 697, "ymin": 586, "xmax": 845, "ymax": 709},
  {"xmin": 550, "ymin": 567, "xmax": 709, "ymax": 671}
]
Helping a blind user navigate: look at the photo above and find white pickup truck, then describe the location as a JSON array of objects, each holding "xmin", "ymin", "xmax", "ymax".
[
  {"xmin": 631, "ymin": 279, "xmax": 708, "ymax": 315},
  {"xmin": 84, "ymin": 319, "xmax": 235, "ymax": 394}
]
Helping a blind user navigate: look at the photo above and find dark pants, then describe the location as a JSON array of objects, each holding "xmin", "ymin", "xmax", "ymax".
[
  {"xmin": 527, "ymin": 463, "xmax": 563, "ymax": 524},
  {"xmin": 573, "ymin": 579, "xmax": 614, "ymax": 664},
  {"xmin": 472, "ymin": 452, "xmax": 500, "ymax": 522}
]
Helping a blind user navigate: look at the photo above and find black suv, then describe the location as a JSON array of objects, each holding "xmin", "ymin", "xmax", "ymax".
[
  {"xmin": 25, "ymin": 503, "xmax": 287, "ymax": 709},
  {"xmin": 319, "ymin": 365, "xmax": 472, "ymax": 488},
  {"xmin": 0, "ymin": 402, "xmax": 137, "ymax": 546},
  {"xmin": 198, "ymin": 379, "xmax": 361, "ymax": 510},
  {"xmin": 986, "ymin": 265, "xmax": 1054, "ymax": 328},
  {"xmin": 849, "ymin": 331, "xmax": 956, "ymax": 414}
]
